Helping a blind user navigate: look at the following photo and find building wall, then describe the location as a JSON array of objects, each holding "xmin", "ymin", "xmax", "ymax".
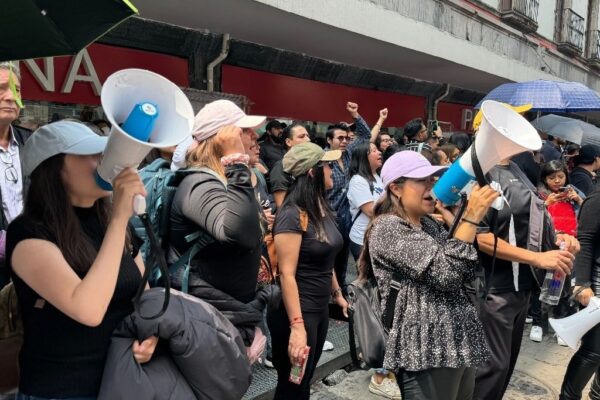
[
  {"xmin": 538, "ymin": 0, "xmax": 557, "ymax": 40},
  {"xmin": 221, "ymin": 65, "xmax": 427, "ymax": 126},
  {"xmin": 477, "ymin": 0, "xmax": 499, "ymax": 8},
  {"xmin": 256, "ymin": 0, "xmax": 600, "ymax": 92}
]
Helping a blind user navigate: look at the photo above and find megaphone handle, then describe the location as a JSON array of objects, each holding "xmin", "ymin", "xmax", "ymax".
[{"xmin": 133, "ymin": 195, "xmax": 146, "ymax": 215}]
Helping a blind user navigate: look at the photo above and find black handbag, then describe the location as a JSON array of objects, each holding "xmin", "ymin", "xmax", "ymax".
[{"xmin": 347, "ymin": 275, "xmax": 400, "ymax": 369}]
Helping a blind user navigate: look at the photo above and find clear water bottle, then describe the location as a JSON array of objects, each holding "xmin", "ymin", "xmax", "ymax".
[{"xmin": 539, "ymin": 242, "xmax": 567, "ymax": 306}]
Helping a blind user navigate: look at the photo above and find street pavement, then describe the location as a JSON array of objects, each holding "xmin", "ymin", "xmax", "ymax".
[{"xmin": 310, "ymin": 323, "xmax": 588, "ymax": 399}]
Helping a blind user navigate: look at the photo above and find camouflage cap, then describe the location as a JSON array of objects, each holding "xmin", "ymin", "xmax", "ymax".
[{"xmin": 283, "ymin": 142, "xmax": 341, "ymax": 178}]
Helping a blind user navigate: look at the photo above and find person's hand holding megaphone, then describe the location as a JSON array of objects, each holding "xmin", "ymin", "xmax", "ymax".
[
  {"xmin": 452, "ymin": 184, "xmax": 499, "ymax": 244},
  {"xmin": 574, "ymin": 286, "xmax": 595, "ymax": 306},
  {"xmin": 110, "ymin": 167, "xmax": 147, "ymax": 222},
  {"xmin": 461, "ymin": 184, "xmax": 500, "ymax": 225}
]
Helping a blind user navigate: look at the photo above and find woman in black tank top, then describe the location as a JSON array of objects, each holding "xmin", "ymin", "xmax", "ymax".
[{"xmin": 7, "ymin": 121, "xmax": 155, "ymax": 399}]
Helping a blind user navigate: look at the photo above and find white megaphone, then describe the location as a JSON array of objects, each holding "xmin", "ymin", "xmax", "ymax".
[
  {"xmin": 432, "ymin": 100, "xmax": 542, "ymax": 205},
  {"xmin": 550, "ymin": 296, "xmax": 600, "ymax": 349},
  {"xmin": 96, "ymin": 69, "xmax": 194, "ymax": 214}
]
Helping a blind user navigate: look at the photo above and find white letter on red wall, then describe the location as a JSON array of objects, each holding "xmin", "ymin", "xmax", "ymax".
[
  {"xmin": 61, "ymin": 49, "xmax": 102, "ymax": 96},
  {"xmin": 23, "ymin": 58, "xmax": 55, "ymax": 92}
]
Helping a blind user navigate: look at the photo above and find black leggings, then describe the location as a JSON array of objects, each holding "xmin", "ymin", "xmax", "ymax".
[
  {"xmin": 267, "ymin": 304, "xmax": 329, "ymax": 400},
  {"xmin": 560, "ymin": 322, "xmax": 600, "ymax": 399},
  {"xmin": 397, "ymin": 367, "xmax": 476, "ymax": 400}
]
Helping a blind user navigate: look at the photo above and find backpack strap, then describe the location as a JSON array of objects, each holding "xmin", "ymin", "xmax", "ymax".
[
  {"xmin": 134, "ymin": 214, "xmax": 171, "ymax": 320},
  {"xmin": 166, "ymin": 168, "xmax": 227, "ymax": 293},
  {"xmin": 383, "ymin": 274, "xmax": 401, "ymax": 332},
  {"xmin": 351, "ymin": 210, "xmax": 363, "ymax": 227}
]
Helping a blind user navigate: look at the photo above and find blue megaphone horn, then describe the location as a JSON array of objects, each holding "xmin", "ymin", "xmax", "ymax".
[{"xmin": 432, "ymin": 100, "xmax": 542, "ymax": 205}]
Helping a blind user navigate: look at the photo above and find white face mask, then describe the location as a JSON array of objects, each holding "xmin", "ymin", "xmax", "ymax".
[{"xmin": 101, "ymin": 126, "xmax": 110, "ymax": 136}]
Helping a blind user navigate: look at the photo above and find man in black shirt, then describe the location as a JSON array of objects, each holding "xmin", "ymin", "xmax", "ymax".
[
  {"xmin": 473, "ymin": 159, "xmax": 579, "ymax": 400},
  {"xmin": 259, "ymin": 120, "xmax": 286, "ymax": 171},
  {"xmin": 570, "ymin": 144, "xmax": 600, "ymax": 196}
]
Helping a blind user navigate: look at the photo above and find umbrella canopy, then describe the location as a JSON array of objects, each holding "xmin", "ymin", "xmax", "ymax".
[
  {"xmin": 0, "ymin": 0, "xmax": 138, "ymax": 62},
  {"xmin": 531, "ymin": 114, "xmax": 600, "ymax": 146},
  {"xmin": 475, "ymin": 80, "xmax": 600, "ymax": 112}
]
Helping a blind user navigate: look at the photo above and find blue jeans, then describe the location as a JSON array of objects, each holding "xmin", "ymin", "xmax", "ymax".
[{"xmin": 17, "ymin": 394, "xmax": 95, "ymax": 400}]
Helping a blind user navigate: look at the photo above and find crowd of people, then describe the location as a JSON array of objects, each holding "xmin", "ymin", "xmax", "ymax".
[{"xmin": 1, "ymin": 58, "xmax": 600, "ymax": 400}]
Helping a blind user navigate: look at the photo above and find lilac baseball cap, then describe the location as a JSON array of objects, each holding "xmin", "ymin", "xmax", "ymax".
[{"xmin": 381, "ymin": 151, "xmax": 448, "ymax": 187}]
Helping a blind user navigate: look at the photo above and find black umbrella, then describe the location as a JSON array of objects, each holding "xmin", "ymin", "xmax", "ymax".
[{"xmin": 0, "ymin": 0, "xmax": 138, "ymax": 62}]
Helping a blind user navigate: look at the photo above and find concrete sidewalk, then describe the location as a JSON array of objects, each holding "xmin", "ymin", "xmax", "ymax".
[{"xmin": 309, "ymin": 322, "xmax": 589, "ymax": 400}]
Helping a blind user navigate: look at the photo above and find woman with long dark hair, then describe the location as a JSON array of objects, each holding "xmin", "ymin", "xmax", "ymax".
[
  {"xmin": 539, "ymin": 160, "xmax": 584, "ymax": 236},
  {"xmin": 8, "ymin": 121, "xmax": 155, "ymax": 400},
  {"xmin": 359, "ymin": 151, "xmax": 498, "ymax": 400},
  {"xmin": 347, "ymin": 142, "xmax": 383, "ymax": 260},
  {"xmin": 347, "ymin": 142, "xmax": 399, "ymax": 399},
  {"xmin": 528, "ymin": 160, "xmax": 582, "ymax": 343},
  {"xmin": 268, "ymin": 142, "xmax": 348, "ymax": 399},
  {"xmin": 560, "ymin": 188, "xmax": 600, "ymax": 399}
]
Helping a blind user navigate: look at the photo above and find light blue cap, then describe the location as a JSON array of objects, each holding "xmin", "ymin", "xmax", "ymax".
[{"xmin": 23, "ymin": 120, "xmax": 108, "ymax": 176}]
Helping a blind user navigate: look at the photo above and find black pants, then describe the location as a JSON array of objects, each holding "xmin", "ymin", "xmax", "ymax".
[
  {"xmin": 397, "ymin": 367, "xmax": 476, "ymax": 400},
  {"xmin": 560, "ymin": 321, "xmax": 600, "ymax": 399},
  {"xmin": 473, "ymin": 291, "xmax": 530, "ymax": 400},
  {"xmin": 267, "ymin": 304, "xmax": 329, "ymax": 400}
]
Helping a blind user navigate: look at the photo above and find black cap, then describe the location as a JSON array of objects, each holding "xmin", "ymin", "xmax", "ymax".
[
  {"xmin": 574, "ymin": 144, "xmax": 600, "ymax": 165},
  {"xmin": 265, "ymin": 120, "xmax": 283, "ymax": 131}
]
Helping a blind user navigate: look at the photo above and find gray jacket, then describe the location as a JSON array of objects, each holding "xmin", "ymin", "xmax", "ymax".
[{"xmin": 99, "ymin": 288, "xmax": 252, "ymax": 400}]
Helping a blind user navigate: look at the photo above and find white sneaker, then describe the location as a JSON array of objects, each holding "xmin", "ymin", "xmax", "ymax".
[
  {"xmin": 530, "ymin": 325, "xmax": 543, "ymax": 342},
  {"xmin": 525, "ymin": 316, "xmax": 533, "ymax": 324},
  {"xmin": 369, "ymin": 374, "xmax": 402, "ymax": 400},
  {"xmin": 322, "ymin": 340, "xmax": 334, "ymax": 351},
  {"xmin": 557, "ymin": 336, "xmax": 568, "ymax": 347}
]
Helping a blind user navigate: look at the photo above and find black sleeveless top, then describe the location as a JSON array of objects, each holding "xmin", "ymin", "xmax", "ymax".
[{"xmin": 7, "ymin": 207, "xmax": 142, "ymax": 398}]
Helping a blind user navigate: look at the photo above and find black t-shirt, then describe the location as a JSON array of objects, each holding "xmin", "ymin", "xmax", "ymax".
[
  {"xmin": 259, "ymin": 137, "xmax": 286, "ymax": 171},
  {"xmin": 269, "ymin": 160, "xmax": 293, "ymax": 194},
  {"xmin": 7, "ymin": 207, "xmax": 142, "ymax": 398},
  {"xmin": 273, "ymin": 205, "xmax": 343, "ymax": 312},
  {"xmin": 479, "ymin": 164, "xmax": 534, "ymax": 293},
  {"xmin": 570, "ymin": 167, "xmax": 595, "ymax": 196}
]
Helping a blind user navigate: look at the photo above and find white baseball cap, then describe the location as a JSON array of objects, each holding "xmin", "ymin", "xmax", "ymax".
[{"xmin": 192, "ymin": 100, "xmax": 266, "ymax": 142}]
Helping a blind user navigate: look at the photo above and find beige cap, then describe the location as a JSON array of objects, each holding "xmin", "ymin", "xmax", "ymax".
[{"xmin": 283, "ymin": 142, "xmax": 341, "ymax": 178}]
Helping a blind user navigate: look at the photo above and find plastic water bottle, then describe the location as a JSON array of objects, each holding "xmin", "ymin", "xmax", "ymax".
[
  {"xmin": 121, "ymin": 102, "xmax": 159, "ymax": 142},
  {"xmin": 539, "ymin": 242, "xmax": 567, "ymax": 306}
]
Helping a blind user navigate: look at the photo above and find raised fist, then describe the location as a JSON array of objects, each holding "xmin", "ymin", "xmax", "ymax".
[{"xmin": 346, "ymin": 102, "xmax": 359, "ymax": 116}]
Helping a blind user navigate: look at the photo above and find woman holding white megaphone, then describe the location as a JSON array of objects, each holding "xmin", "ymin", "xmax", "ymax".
[
  {"xmin": 360, "ymin": 151, "xmax": 499, "ymax": 400},
  {"xmin": 559, "ymin": 190, "xmax": 600, "ymax": 400},
  {"xmin": 6, "ymin": 121, "xmax": 157, "ymax": 399}
]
